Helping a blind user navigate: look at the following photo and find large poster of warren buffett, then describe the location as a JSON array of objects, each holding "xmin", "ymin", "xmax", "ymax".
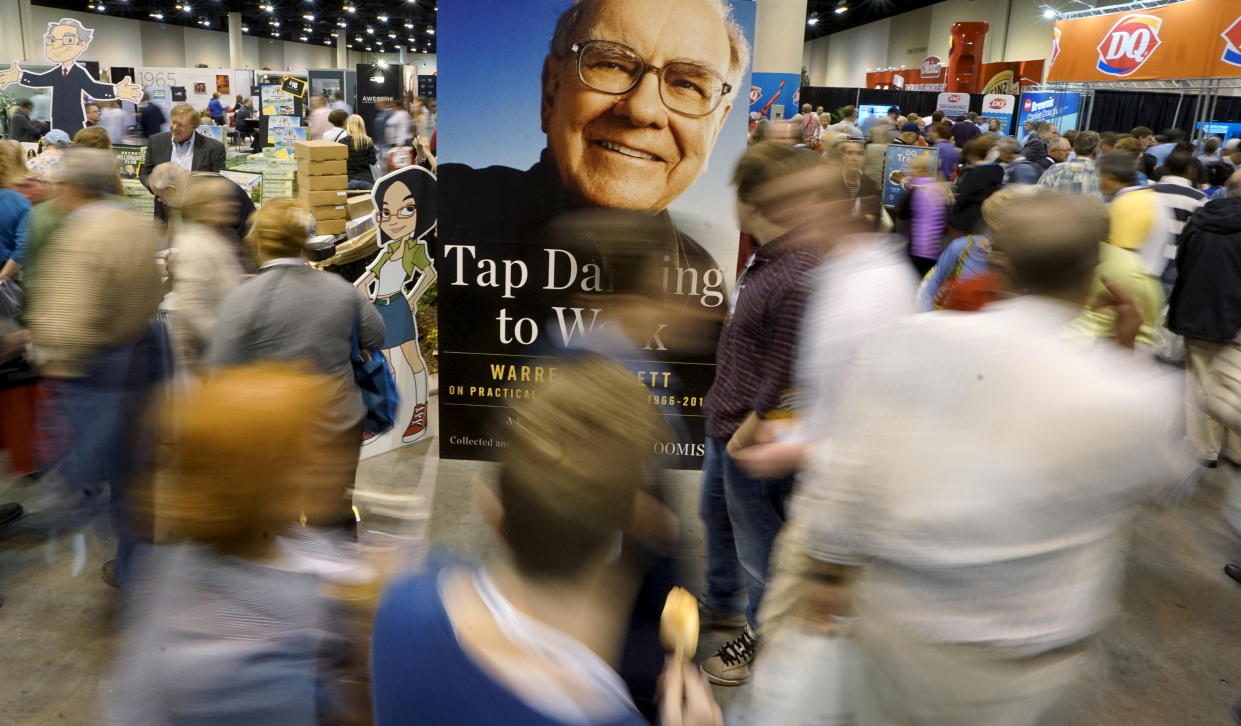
[{"xmin": 437, "ymin": 0, "xmax": 756, "ymax": 467}]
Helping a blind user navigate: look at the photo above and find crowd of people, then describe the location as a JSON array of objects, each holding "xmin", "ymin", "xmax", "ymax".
[{"xmin": 3, "ymin": 45, "xmax": 1241, "ymax": 721}]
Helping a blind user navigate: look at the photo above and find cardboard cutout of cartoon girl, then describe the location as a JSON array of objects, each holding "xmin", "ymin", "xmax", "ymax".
[{"xmin": 354, "ymin": 165, "xmax": 437, "ymax": 447}]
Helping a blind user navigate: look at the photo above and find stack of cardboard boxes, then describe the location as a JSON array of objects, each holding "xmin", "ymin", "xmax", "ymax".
[{"xmin": 294, "ymin": 140, "xmax": 350, "ymax": 237}]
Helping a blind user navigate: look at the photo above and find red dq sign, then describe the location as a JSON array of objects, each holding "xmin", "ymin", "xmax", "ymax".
[{"xmin": 1095, "ymin": 14, "xmax": 1164, "ymax": 76}]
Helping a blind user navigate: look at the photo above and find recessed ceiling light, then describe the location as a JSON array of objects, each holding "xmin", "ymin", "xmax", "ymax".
[
  {"xmin": 426, "ymin": 28, "xmax": 434, "ymax": 34},
  {"xmin": 377, "ymin": 14, "xmax": 387, "ymax": 21},
  {"xmin": 366, "ymin": 27, "xmax": 373, "ymax": 33},
  {"xmin": 1042, "ymin": 7, "xmax": 1056, "ymax": 18},
  {"xmin": 303, "ymin": 13, "xmax": 313, "ymax": 19}
]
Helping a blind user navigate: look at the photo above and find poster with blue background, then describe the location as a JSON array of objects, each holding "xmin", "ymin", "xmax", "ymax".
[
  {"xmin": 1017, "ymin": 92, "xmax": 1082, "ymax": 134},
  {"xmin": 749, "ymin": 72, "xmax": 801, "ymax": 119},
  {"xmin": 882, "ymin": 145, "xmax": 939, "ymax": 207},
  {"xmin": 436, "ymin": 0, "xmax": 757, "ymax": 466}
]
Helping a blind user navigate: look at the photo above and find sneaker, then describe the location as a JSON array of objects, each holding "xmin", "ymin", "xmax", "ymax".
[
  {"xmin": 700, "ymin": 626, "xmax": 757, "ymax": 686},
  {"xmin": 698, "ymin": 597, "xmax": 746, "ymax": 630},
  {"xmin": 402, "ymin": 404, "xmax": 428, "ymax": 443}
]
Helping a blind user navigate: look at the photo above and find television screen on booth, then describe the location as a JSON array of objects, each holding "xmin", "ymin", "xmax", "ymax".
[{"xmin": 857, "ymin": 105, "xmax": 889, "ymax": 124}]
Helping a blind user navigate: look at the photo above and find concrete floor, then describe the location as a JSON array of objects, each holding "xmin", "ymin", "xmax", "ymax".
[{"xmin": 1, "ymin": 399, "xmax": 1240, "ymax": 725}]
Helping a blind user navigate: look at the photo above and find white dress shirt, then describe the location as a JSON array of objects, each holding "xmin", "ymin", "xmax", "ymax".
[
  {"xmin": 170, "ymin": 133, "xmax": 196, "ymax": 171},
  {"xmin": 803, "ymin": 296, "xmax": 1189, "ymax": 655}
]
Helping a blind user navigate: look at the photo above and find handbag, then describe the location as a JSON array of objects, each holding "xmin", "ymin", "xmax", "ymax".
[
  {"xmin": 932, "ymin": 234, "xmax": 978, "ymax": 310},
  {"xmin": 351, "ymin": 306, "xmax": 399, "ymax": 436}
]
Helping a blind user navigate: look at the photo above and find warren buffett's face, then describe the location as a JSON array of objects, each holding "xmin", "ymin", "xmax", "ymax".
[{"xmin": 541, "ymin": 0, "xmax": 734, "ymax": 212}]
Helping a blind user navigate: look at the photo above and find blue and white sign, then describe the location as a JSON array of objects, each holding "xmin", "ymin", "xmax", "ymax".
[
  {"xmin": 749, "ymin": 72, "xmax": 801, "ymax": 120},
  {"xmin": 882, "ymin": 145, "xmax": 940, "ymax": 207},
  {"xmin": 980, "ymin": 94, "xmax": 1015, "ymax": 135},
  {"xmin": 936, "ymin": 91, "xmax": 971, "ymax": 117},
  {"xmin": 1016, "ymin": 91, "xmax": 1081, "ymax": 134}
]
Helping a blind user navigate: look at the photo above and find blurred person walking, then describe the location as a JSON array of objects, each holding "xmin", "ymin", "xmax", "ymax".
[
  {"xmin": 307, "ymin": 95, "xmax": 331, "ymax": 140},
  {"xmin": 8, "ymin": 99, "xmax": 41, "ymax": 142},
  {"xmin": 24, "ymin": 148, "xmax": 169, "ymax": 588},
  {"xmin": 894, "ymin": 154, "xmax": 950, "ymax": 276},
  {"xmin": 104, "ymin": 363, "xmax": 365, "ymax": 726},
  {"xmin": 698, "ymin": 143, "xmax": 828, "ymax": 686},
  {"xmin": 139, "ymin": 92, "xmax": 166, "ymax": 140},
  {"xmin": 0, "ymin": 139, "xmax": 32, "ymax": 271},
  {"xmin": 783, "ymin": 192, "xmax": 1188, "ymax": 725},
  {"xmin": 372, "ymin": 356, "xmax": 722, "ymax": 726},
  {"xmin": 206, "ymin": 199, "xmax": 384, "ymax": 531},
  {"xmin": 167, "ymin": 175, "xmax": 245, "ymax": 370},
  {"xmin": 1168, "ymin": 170, "xmax": 1241, "ymax": 504},
  {"xmin": 948, "ymin": 135, "xmax": 1004, "ymax": 239},
  {"xmin": 99, "ymin": 100, "xmax": 128, "ymax": 145}
]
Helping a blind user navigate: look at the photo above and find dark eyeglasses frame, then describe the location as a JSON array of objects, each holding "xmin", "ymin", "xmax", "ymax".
[{"xmin": 568, "ymin": 39, "xmax": 733, "ymax": 118}]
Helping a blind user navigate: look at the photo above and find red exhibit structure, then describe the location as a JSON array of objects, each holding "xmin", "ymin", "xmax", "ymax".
[{"xmin": 946, "ymin": 22, "xmax": 989, "ymax": 93}]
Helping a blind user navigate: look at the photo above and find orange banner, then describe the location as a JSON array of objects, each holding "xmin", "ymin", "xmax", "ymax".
[{"xmin": 1048, "ymin": 0, "xmax": 1241, "ymax": 82}]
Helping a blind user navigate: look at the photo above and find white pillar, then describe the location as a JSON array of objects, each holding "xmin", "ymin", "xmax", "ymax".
[
  {"xmin": 228, "ymin": 12, "xmax": 244, "ymax": 68},
  {"xmin": 754, "ymin": 0, "xmax": 804, "ymax": 76},
  {"xmin": 398, "ymin": 45, "xmax": 405, "ymax": 66},
  {"xmin": 336, "ymin": 29, "xmax": 347, "ymax": 68},
  {"xmin": 0, "ymin": 0, "xmax": 35, "ymax": 63}
]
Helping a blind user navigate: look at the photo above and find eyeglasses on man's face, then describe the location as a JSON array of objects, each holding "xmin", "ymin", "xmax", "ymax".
[
  {"xmin": 568, "ymin": 39, "xmax": 732, "ymax": 118},
  {"xmin": 43, "ymin": 34, "xmax": 82, "ymax": 46}
]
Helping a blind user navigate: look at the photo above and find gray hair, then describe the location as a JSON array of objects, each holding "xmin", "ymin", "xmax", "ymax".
[
  {"xmin": 149, "ymin": 161, "xmax": 189, "ymax": 196},
  {"xmin": 62, "ymin": 148, "xmax": 117, "ymax": 198},
  {"xmin": 995, "ymin": 137, "xmax": 1021, "ymax": 156},
  {"xmin": 1228, "ymin": 168, "xmax": 1241, "ymax": 199},
  {"xmin": 549, "ymin": 0, "xmax": 751, "ymax": 89},
  {"xmin": 48, "ymin": 18, "xmax": 94, "ymax": 44}
]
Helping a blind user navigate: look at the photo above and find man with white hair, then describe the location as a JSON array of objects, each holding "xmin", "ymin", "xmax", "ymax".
[
  {"xmin": 25, "ymin": 148, "xmax": 167, "ymax": 589},
  {"xmin": 439, "ymin": 0, "xmax": 749, "ymax": 254},
  {"xmin": 0, "ymin": 18, "xmax": 142, "ymax": 135},
  {"xmin": 148, "ymin": 161, "xmax": 256, "ymax": 243}
]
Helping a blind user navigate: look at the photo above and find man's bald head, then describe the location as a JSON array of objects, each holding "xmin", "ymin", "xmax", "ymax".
[{"xmin": 990, "ymin": 192, "xmax": 1106, "ymax": 299}]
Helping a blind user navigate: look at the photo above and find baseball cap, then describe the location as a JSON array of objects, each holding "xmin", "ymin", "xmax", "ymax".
[
  {"xmin": 901, "ymin": 123, "xmax": 921, "ymax": 134},
  {"xmin": 43, "ymin": 130, "xmax": 71, "ymax": 149}
]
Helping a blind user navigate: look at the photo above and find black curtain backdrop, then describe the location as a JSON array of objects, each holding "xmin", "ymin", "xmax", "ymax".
[
  {"xmin": 803, "ymin": 85, "xmax": 1241, "ymax": 135},
  {"xmin": 1089, "ymin": 90, "xmax": 1241, "ymax": 135}
]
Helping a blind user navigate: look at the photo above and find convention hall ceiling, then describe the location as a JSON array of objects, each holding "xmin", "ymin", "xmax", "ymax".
[{"xmin": 35, "ymin": 0, "xmax": 437, "ymax": 55}]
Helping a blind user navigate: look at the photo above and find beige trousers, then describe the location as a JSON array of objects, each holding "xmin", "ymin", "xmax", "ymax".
[{"xmin": 1186, "ymin": 339, "xmax": 1229, "ymax": 462}]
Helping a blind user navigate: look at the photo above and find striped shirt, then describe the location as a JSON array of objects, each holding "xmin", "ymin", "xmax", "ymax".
[
  {"xmin": 704, "ymin": 234, "xmax": 822, "ymax": 439},
  {"xmin": 1151, "ymin": 176, "xmax": 1207, "ymax": 260}
]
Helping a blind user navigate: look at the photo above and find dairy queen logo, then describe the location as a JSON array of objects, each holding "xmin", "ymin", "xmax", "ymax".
[
  {"xmin": 1223, "ymin": 14, "xmax": 1241, "ymax": 67},
  {"xmin": 988, "ymin": 96, "xmax": 1007, "ymax": 110},
  {"xmin": 1096, "ymin": 14, "xmax": 1163, "ymax": 76},
  {"xmin": 749, "ymin": 86, "xmax": 761, "ymax": 105}
]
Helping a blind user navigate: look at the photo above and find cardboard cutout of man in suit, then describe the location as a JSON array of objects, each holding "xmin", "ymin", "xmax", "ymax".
[{"xmin": 0, "ymin": 18, "xmax": 143, "ymax": 135}]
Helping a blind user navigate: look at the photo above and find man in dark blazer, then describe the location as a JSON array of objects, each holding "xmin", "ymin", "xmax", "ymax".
[
  {"xmin": 140, "ymin": 104, "xmax": 226, "ymax": 220},
  {"xmin": 0, "ymin": 18, "xmax": 142, "ymax": 135}
]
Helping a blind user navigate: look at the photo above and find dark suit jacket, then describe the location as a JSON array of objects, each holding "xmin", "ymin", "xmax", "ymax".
[
  {"xmin": 20, "ymin": 64, "xmax": 118, "ymax": 136},
  {"xmin": 949, "ymin": 162, "xmax": 1006, "ymax": 234},
  {"xmin": 139, "ymin": 131, "xmax": 227, "ymax": 193},
  {"xmin": 9, "ymin": 111, "xmax": 42, "ymax": 142}
]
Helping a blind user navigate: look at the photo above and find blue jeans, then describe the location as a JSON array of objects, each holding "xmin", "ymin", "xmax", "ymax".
[
  {"xmin": 700, "ymin": 436, "xmax": 794, "ymax": 630},
  {"xmin": 348, "ymin": 178, "xmax": 373, "ymax": 190},
  {"xmin": 43, "ymin": 321, "xmax": 170, "ymax": 586}
]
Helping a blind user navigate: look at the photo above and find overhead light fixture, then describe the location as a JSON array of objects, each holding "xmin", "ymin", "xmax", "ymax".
[
  {"xmin": 388, "ymin": 32, "xmax": 396, "ymax": 38},
  {"xmin": 426, "ymin": 28, "xmax": 434, "ymax": 34},
  {"xmin": 807, "ymin": 16, "xmax": 817, "ymax": 25},
  {"xmin": 377, "ymin": 14, "xmax": 387, "ymax": 21},
  {"xmin": 1042, "ymin": 6, "xmax": 1056, "ymax": 17},
  {"xmin": 835, "ymin": 3, "xmax": 847, "ymax": 14},
  {"xmin": 149, "ymin": 12, "xmax": 163, "ymax": 19},
  {"xmin": 404, "ymin": 22, "xmax": 412, "ymax": 28},
  {"xmin": 303, "ymin": 13, "xmax": 313, "ymax": 19},
  {"xmin": 243, "ymin": 25, "xmax": 249, "ymax": 31}
]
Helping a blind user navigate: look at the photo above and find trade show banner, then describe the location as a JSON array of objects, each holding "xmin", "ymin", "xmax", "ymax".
[
  {"xmin": 981, "ymin": 94, "xmax": 1016, "ymax": 135},
  {"xmin": 1047, "ymin": 0, "xmax": 1241, "ymax": 82},
  {"xmin": 436, "ymin": 0, "xmax": 757, "ymax": 467},
  {"xmin": 1197, "ymin": 121, "xmax": 1241, "ymax": 142},
  {"xmin": 881, "ymin": 146, "xmax": 939, "ymax": 207},
  {"xmin": 936, "ymin": 92, "xmax": 970, "ymax": 117},
  {"xmin": 356, "ymin": 63, "xmax": 402, "ymax": 145},
  {"xmin": 749, "ymin": 71, "xmax": 800, "ymax": 119},
  {"xmin": 1016, "ymin": 91, "xmax": 1082, "ymax": 134}
]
